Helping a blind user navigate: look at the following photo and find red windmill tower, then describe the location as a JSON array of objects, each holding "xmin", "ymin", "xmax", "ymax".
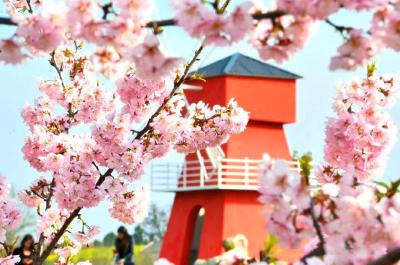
[{"xmin": 151, "ymin": 53, "xmax": 302, "ymax": 264}]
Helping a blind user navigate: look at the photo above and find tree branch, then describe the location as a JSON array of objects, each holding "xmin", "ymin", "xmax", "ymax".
[
  {"xmin": 299, "ymin": 198, "xmax": 326, "ymax": 264},
  {"xmin": 134, "ymin": 43, "xmax": 205, "ymax": 140},
  {"xmin": 367, "ymin": 247, "xmax": 400, "ymax": 265},
  {"xmin": 96, "ymin": 168, "xmax": 114, "ymax": 187},
  {"xmin": 0, "ymin": 17, "xmax": 16, "ymax": 25},
  {"xmin": 310, "ymin": 198, "xmax": 325, "ymax": 247},
  {"xmin": 33, "ymin": 178, "xmax": 55, "ymax": 264},
  {"xmin": 0, "ymin": 10, "xmax": 288, "ymax": 28},
  {"xmin": 300, "ymin": 243, "xmax": 325, "ymax": 264},
  {"xmin": 36, "ymin": 207, "xmax": 82, "ymax": 264},
  {"xmin": 35, "ymin": 168, "xmax": 113, "ymax": 265}
]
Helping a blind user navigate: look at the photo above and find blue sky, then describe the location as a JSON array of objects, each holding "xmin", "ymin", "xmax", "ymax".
[{"xmin": 1, "ymin": 1, "xmax": 400, "ymax": 237}]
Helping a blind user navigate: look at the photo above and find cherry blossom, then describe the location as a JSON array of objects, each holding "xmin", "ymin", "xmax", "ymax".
[
  {"xmin": 250, "ymin": 15, "xmax": 314, "ymax": 63},
  {"xmin": 0, "ymin": 39, "xmax": 28, "ymax": 64},
  {"xmin": 0, "ymin": 255, "xmax": 21, "ymax": 265},
  {"xmin": 117, "ymin": 73, "xmax": 172, "ymax": 122},
  {"xmin": 129, "ymin": 35, "xmax": 183, "ymax": 81},
  {"xmin": 36, "ymin": 208, "xmax": 70, "ymax": 241},
  {"xmin": 72, "ymin": 226, "xmax": 100, "ymax": 245},
  {"xmin": 109, "ymin": 185, "xmax": 149, "ymax": 224},
  {"xmin": 330, "ymin": 29, "xmax": 380, "ymax": 71},
  {"xmin": 154, "ymin": 259, "xmax": 175, "ymax": 265},
  {"xmin": 16, "ymin": 14, "xmax": 65, "ymax": 53},
  {"xmin": 324, "ymin": 73, "xmax": 400, "ymax": 180},
  {"xmin": 114, "ymin": 0, "xmax": 154, "ymax": 22},
  {"xmin": 172, "ymin": 0, "xmax": 253, "ymax": 46},
  {"xmin": 277, "ymin": 0, "xmax": 340, "ymax": 20}
]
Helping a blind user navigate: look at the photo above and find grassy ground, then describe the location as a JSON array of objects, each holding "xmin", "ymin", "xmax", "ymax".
[{"xmin": 44, "ymin": 246, "xmax": 144, "ymax": 265}]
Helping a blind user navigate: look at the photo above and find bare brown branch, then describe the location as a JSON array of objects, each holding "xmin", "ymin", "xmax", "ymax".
[
  {"xmin": 368, "ymin": 247, "xmax": 400, "ymax": 265},
  {"xmin": 0, "ymin": 10, "xmax": 288, "ymax": 28}
]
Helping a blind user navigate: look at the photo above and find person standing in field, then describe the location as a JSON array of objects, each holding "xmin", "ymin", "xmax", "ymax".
[{"xmin": 113, "ymin": 226, "xmax": 134, "ymax": 265}]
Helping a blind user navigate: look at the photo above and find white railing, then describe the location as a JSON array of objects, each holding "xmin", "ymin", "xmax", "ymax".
[{"xmin": 150, "ymin": 158, "xmax": 300, "ymax": 192}]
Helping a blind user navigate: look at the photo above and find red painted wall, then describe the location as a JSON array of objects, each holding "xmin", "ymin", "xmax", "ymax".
[
  {"xmin": 160, "ymin": 190, "xmax": 304, "ymax": 263},
  {"xmin": 160, "ymin": 191, "xmax": 225, "ymax": 264},
  {"xmin": 226, "ymin": 120, "xmax": 291, "ymax": 160},
  {"xmin": 225, "ymin": 76, "xmax": 296, "ymax": 123}
]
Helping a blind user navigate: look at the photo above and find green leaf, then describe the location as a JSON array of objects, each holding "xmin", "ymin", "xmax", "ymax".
[
  {"xmin": 367, "ymin": 62, "xmax": 377, "ymax": 77},
  {"xmin": 373, "ymin": 181, "xmax": 390, "ymax": 189},
  {"xmin": 264, "ymin": 234, "xmax": 279, "ymax": 254},
  {"xmin": 298, "ymin": 152, "xmax": 313, "ymax": 178}
]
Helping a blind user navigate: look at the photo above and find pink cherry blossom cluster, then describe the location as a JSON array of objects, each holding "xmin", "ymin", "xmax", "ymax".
[
  {"xmin": 129, "ymin": 35, "xmax": 184, "ymax": 81},
  {"xmin": 108, "ymin": 184, "xmax": 149, "ymax": 224},
  {"xmin": 172, "ymin": 99, "xmax": 249, "ymax": 153},
  {"xmin": 259, "ymin": 70, "xmax": 400, "ymax": 264},
  {"xmin": 171, "ymin": 0, "xmax": 253, "ymax": 46},
  {"xmin": 371, "ymin": 3, "xmax": 400, "ymax": 52},
  {"xmin": 330, "ymin": 29, "xmax": 380, "ymax": 71},
  {"xmin": 36, "ymin": 208, "xmax": 70, "ymax": 242},
  {"xmin": 277, "ymin": 0, "xmax": 389, "ymax": 20},
  {"xmin": 117, "ymin": 73, "xmax": 173, "ymax": 122},
  {"xmin": 260, "ymin": 0, "xmax": 400, "ymax": 70},
  {"xmin": 276, "ymin": 0, "xmax": 340, "ymax": 20},
  {"xmin": 258, "ymin": 155, "xmax": 312, "ymax": 249},
  {"xmin": 325, "ymin": 73, "xmax": 400, "ymax": 180},
  {"xmin": 250, "ymin": 14, "xmax": 314, "ymax": 63},
  {"xmin": 5, "ymin": 0, "xmax": 151, "ymax": 53},
  {"xmin": 0, "ymin": 255, "xmax": 21, "ymax": 265},
  {"xmin": 2, "ymin": 0, "xmax": 185, "ymax": 81}
]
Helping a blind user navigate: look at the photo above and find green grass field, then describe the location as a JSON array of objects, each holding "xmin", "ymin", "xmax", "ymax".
[{"xmin": 44, "ymin": 246, "xmax": 144, "ymax": 265}]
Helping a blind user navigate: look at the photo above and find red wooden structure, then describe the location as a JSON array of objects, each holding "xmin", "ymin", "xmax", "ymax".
[{"xmin": 152, "ymin": 53, "xmax": 302, "ymax": 264}]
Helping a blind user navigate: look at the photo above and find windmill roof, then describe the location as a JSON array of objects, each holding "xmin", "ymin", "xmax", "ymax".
[{"xmin": 193, "ymin": 53, "xmax": 302, "ymax": 80}]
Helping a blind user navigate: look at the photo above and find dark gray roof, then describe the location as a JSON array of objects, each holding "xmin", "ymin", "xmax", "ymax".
[{"xmin": 193, "ymin": 53, "xmax": 301, "ymax": 80}]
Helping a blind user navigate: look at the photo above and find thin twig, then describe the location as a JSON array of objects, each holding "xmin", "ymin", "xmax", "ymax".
[
  {"xmin": 26, "ymin": 0, "xmax": 33, "ymax": 14},
  {"xmin": 45, "ymin": 178, "xmax": 55, "ymax": 210},
  {"xmin": 49, "ymin": 51, "xmax": 66, "ymax": 89},
  {"xmin": 367, "ymin": 247, "xmax": 400, "ymax": 265},
  {"xmin": 0, "ymin": 10, "xmax": 288, "ymax": 28},
  {"xmin": 325, "ymin": 19, "xmax": 354, "ymax": 34},
  {"xmin": 218, "ymin": 0, "xmax": 232, "ymax": 14}
]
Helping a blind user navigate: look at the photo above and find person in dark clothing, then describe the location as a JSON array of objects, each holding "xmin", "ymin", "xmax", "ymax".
[
  {"xmin": 13, "ymin": 234, "xmax": 35, "ymax": 265},
  {"xmin": 114, "ymin": 226, "xmax": 134, "ymax": 265}
]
